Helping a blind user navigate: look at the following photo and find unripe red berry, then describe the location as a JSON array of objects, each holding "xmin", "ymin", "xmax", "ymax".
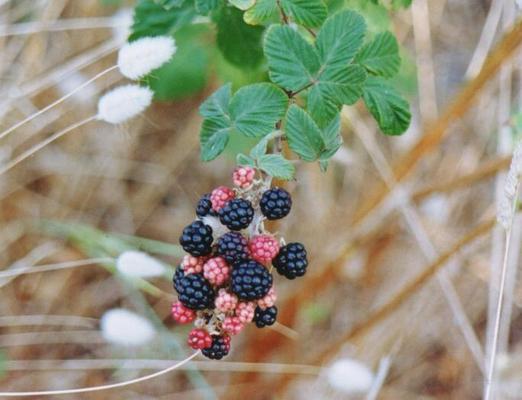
[
  {"xmin": 257, "ymin": 286, "xmax": 277, "ymax": 309},
  {"xmin": 210, "ymin": 186, "xmax": 235, "ymax": 211},
  {"xmin": 203, "ymin": 256, "xmax": 230, "ymax": 286},
  {"xmin": 181, "ymin": 254, "xmax": 206, "ymax": 275},
  {"xmin": 222, "ymin": 316, "xmax": 244, "ymax": 335},
  {"xmin": 188, "ymin": 328, "xmax": 212, "ymax": 350},
  {"xmin": 248, "ymin": 235, "xmax": 280, "ymax": 264},
  {"xmin": 171, "ymin": 301, "xmax": 196, "ymax": 324},
  {"xmin": 233, "ymin": 166, "xmax": 255, "ymax": 189},
  {"xmin": 215, "ymin": 289, "xmax": 238, "ymax": 313},
  {"xmin": 235, "ymin": 301, "xmax": 255, "ymax": 323}
]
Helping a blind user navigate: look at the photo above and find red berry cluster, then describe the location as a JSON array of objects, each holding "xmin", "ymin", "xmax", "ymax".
[{"xmin": 173, "ymin": 165, "xmax": 307, "ymax": 359}]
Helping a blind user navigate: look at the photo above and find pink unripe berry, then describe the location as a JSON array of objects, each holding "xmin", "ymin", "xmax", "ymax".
[
  {"xmin": 203, "ymin": 256, "xmax": 230, "ymax": 286},
  {"xmin": 210, "ymin": 186, "xmax": 235, "ymax": 211},
  {"xmin": 248, "ymin": 235, "xmax": 280, "ymax": 264},
  {"xmin": 235, "ymin": 301, "xmax": 255, "ymax": 323},
  {"xmin": 233, "ymin": 166, "xmax": 256, "ymax": 189},
  {"xmin": 257, "ymin": 286, "xmax": 277, "ymax": 309},
  {"xmin": 215, "ymin": 289, "xmax": 238, "ymax": 313},
  {"xmin": 171, "ymin": 301, "xmax": 196, "ymax": 324},
  {"xmin": 181, "ymin": 254, "xmax": 206, "ymax": 275},
  {"xmin": 188, "ymin": 328, "xmax": 212, "ymax": 350},
  {"xmin": 222, "ymin": 316, "xmax": 244, "ymax": 335}
]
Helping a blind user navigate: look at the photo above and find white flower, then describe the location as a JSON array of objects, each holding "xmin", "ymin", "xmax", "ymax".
[
  {"xmin": 97, "ymin": 84, "xmax": 153, "ymax": 124},
  {"xmin": 326, "ymin": 358, "xmax": 374, "ymax": 394},
  {"xmin": 117, "ymin": 36, "xmax": 176, "ymax": 80},
  {"xmin": 497, "ymin": 141, "xmax": 522, "ymax": 230},
  {"xmin": 100, "ymin": 308, "xmax": 156, "ymax": 346},
  {"xmin": 111, "ymin": 8, "xmax": 133, "ymax": 42},
  {"xmin": 116, "ymin": 251, "xmax": 166, "ymax": 278}
]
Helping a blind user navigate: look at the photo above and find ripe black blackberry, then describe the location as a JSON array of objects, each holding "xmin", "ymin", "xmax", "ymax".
[
  {"xmin": 253, "ymin": 305, "xmax": 277, "ymax": 328},
  {"xmin": 273, "ymin": 242, "xmax": 308, "ymax": 279},
  {"xmin": 259, "ymin": 187, "xmax": 292, "ymax": 220},
  {"xmin": 196, "ymin": 193, "xmax": 217, "ymax": 218},
  {"xmin": 216, "ymin": 231, "xmax": 250, "ymax": 264},
  {"xmin": 201, "ymin": 335, "xmax": 230, "ymax": 359},
  {"xmin": 173, "ymin": 272, "xmax": 215, "ymax": 310},
  {"xmin": 218, "ymin": 198, "xmax": 254, "ymax": 231},
  {"xmin": 179, "ymin": 220, "xmax": 213, "ymax": 256},
  {"xmin": 231, "ymin": 259, "xmax": 272, "ymax": 300}
]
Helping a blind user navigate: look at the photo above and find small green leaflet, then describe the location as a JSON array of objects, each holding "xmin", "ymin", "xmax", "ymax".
[
  {"xmin": 229, "ymin": 0, "xmax": 256, "ymax": 10},
  {"xmin": 154, "ymin": 0, "xmax": 185, "ymax": 9},
  {"xmin": 195, "ymin": 0, "xmax": 219, "ymax": 14},
  {"xmin": 258, "ymin": 154, "xmax": 295, "ymax": 180},
  {"xmin": 355, "ymin": 31, "xmax": 400, "ymax": 78},
  {"xmin": 216, "ymin": 7, "xmax": 265, "ymax": 69},
  {"xmin": 129, "ymin": 0, "xmax": 196, "ymax": 40},
  {"xmin": 237, "ymin": 153, "xmax": 256, "ymax": 167},
  {"xmin": 199, "ymin": 83, "xmax": 288, "ymax": 161},
  {"xmin": 264, "ymin": 10, "xmax": 368, "ymax": 127},
  {"xmin": 285, "ymin": 104, "xmax": 342, "ymax": 166},
  {"xmin": 362, "ymin": 77, "xmax": 411, "ymax": 135},
  {"xmin": 244, "ymin": 0, "xmax": 326, "ymax": 27}
]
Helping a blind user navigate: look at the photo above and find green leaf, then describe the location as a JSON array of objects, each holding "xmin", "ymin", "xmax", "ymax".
[
  {"xmin": 355, "ymin": 31, "xmax": 400, "ymax": 78},
  {"xmin": 280, "ymin": 0, "xmax": 327, "ymax": 28},
  {"xmin": 144, "ymin": 25, "xmax": 210, "ymax": 100},
  {"xmin": 243, "ymin": 0, "xmax": 278, "ymax": 25},
  {"xmin": 264, "ymin": 25, "xmax": 320, "ymax": 91},
  {"xmin": 154, "ymin": 0, "xmax": 185, "ymax": 9},
  {"xmin": 249, "ymin": 130, "xmax": 280, "ymax": 159},
  {"xmin": 319, "ymin": 114, "xmax": 342, "ymax": 159},
  {"xmin": 199, "ymin": 84, "xmax": 233, "ymax": 160},
  {"xmin": 229, "ymin": 0, "xmax": 255, "ymax": 10},
  {"xmin": 258, "ymin": 154, "xmax": 295, "ymax": 179},
  {"xmin": 195, "ymin": 0, "xmax": 220, "ymax": 14},
  {"xmin": 315, "ymin": 10, "xmax": 366, "ymax": 69},
  {"xmin": 285, "ymin": 105, "xmax": 324, "ymax": 161},
  {"xmin": 362, "ymin": 77, "xmax": 411, "ymax": 135},
  {"xmin": 216, "ymin": 7, "xmax": 265, "ymax": 69},
  {"xmin": 229, "ymin": 83, "xmax": 288, "ymax": 137},
  {"xmin": 129, "ymin": 0, "xmax": 195, "ymax": 40},
  {"xmin": 308, "ymin": 64, "xmax": 366, "ymax": 127},
  {"xmin": 237, "ymin": 153, "xmax": 256, "ymax": 166}
]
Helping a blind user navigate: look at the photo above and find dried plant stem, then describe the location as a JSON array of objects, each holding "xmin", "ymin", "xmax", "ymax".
[
  {"xmin": 271, "ymin": 218, "xmax": 494, "ymax": 397},
  {"xmin": 0, "ymin": 115, "xmax": 96, "ymax": 176},
  {"xmin": 348, "ymin": 108, "xmax": 484, "ymax": 371},
  {"xmin": 0, "ymin": 257, "xmax": 113, "ymax": 279},
  {"xmin": 0, "ymin": 351, "xmax": 200, "ymax": 397},
  {"xmin": 0, "ymin": 66, "xmax": 116, "ymax": 142},
  {"xmin": 353, "ymin": 19, "xmax": 522, "ymax": 225}
]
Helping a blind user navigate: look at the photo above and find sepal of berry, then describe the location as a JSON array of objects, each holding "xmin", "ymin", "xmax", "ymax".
[
  {"xmin": 260, "ymin": 187, "xmax": 292, "ymax": 220},
  {"xmin": 231, "ymin": 260, "xmax": 272, "ymax": 300},
  {"xmin": 201, "ymin": 334, "xmax": 231, "ymax": 359},
  {"xmin": 257, "ymin": 286, "xmax": 276, "ymax": 310},
  {"xmin": 217, "ymin": 232, "xmax": 250, "ymax": 264},
  {"xmin": 248, "ymin": 235, "xmax": 280, "ymax": 264},
  {"xmin": 171, "ymin": 301, "xmax": 196, "ymax": 324},
  {"xmin": 188, "ymin": 328, "xmax": 212, "ymax": 350},
  {"xmin": 210, "ymin": 186, "xmax": 235, "ymax": 212},
  {"xmin": 273, "ymin": 242, "xmax": 308, "ymax": 279},
  {"xmin": 222, "ymin": 316, "xmax": 244, "ymax": 335},
  {"xmin": 203, "ymin": 256, "xmax": 230, "ymax": 287},
  {"xmin": 179, "ymin": 220, "xmax": 213, "ymax": 256},
  {"xmin": 219, "ymin": 198, "xmax": 255, "ymax": 231},
  {"xmin": 235, "ymin": 301, "xmax": 255, "ymax": 323},
  {"xmin": 253, "ymin": 306, "xmax": 278, "ymax": 328},
  {"xmin": 215, "ymin": 289, "xmax": 238, "ymax": 313},
  {"xmin": 233, "ymin": 166, "xmax": 255, "ymax": 189},
  {"xmin": 181, "ymin": 254, "xmax": 206, "ymax": 275}
]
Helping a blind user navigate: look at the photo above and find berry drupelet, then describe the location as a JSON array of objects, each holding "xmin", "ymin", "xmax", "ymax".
[
  {"xmin": 231, "ymin": 260, "xmax": 272, "ymax": 300},
  {"xmin": 253, "ymin": 306, "xmax": 278, "ymax": 328},
  {"xmin": 218, "ymin": 198, "xmax": 254, "ymax": 231},
  {"xmin": 188, "ymin": 328, "xmax": 212, "ymax": 350},
  {"xmin": 217, "ymin": 232, "xmax": 250, "ymax": 264},
  {"xmin": 202, "ymin": 335, "xmax": 231, "ymax": 359},
  {"xmin": 179, "ymin": 220, "xmax": 213, "ymax": 256},
  {"xmin": 173, "ymin": 272, "xmax": 215, "ymax": 310},
  {"xmin": 273, "ymin": 242, "xmax": 308, "ymax": 279},
  {"xmin": 260, "ymin": 187, "xmax": 292, "ymax": 220}
]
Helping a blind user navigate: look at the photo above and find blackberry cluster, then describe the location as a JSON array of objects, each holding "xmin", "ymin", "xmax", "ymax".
[{"xmin": 172, "ymin": 166, "xmax": 308, "ymax": 359}]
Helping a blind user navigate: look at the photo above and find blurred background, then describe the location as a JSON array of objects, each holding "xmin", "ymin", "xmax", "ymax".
[{"xmin": 0, "ymin": 0, "xmax": 521, "ymax": 398}]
